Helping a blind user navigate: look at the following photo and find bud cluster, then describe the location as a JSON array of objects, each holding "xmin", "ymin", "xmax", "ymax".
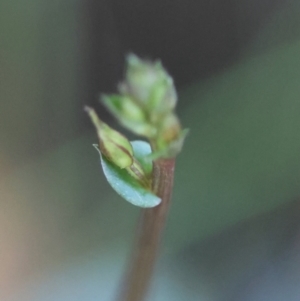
[
  {"xmin": 102, "ymin": 54, "xmax": 185, "ymax": 157},
  {"xmin": 85, "ymin": 54, "xmax": 187, "ymax": 191}
]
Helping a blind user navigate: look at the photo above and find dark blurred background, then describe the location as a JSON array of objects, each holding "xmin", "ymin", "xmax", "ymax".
[
  {"xmin": 1, "ymin": 0, "xmax": 300, "ymax": 300},
  {"xmin": 2, "ymin": 0, "xmax": 295, "ymax": 168}
]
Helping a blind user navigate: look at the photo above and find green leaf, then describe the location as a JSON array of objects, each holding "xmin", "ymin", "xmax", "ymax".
[{"xmin": 94, "ymin": 140, "xmax": 161, "ymax": 208}]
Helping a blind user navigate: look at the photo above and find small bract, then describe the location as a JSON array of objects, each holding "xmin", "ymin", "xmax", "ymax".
[{"xmin": 95, "ymin": 140, "xmax": 161, "ymax": 208}]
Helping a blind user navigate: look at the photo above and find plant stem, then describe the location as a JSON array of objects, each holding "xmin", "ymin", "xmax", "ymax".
[{"xmin": 119, "ymin": 158, "xmax": 176, "ymax": 301}]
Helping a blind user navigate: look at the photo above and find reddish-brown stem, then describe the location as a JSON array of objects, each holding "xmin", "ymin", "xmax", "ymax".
[{"xmin": 119, "ymin": 158, "xmax": 176, "ymax": 301}]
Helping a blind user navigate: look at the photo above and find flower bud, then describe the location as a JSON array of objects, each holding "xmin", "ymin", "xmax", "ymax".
[
  {"xmin": 85, "ymin": 106, "xmax": 133, "ymax": 169},
  {"xmin": 101, "ymin": 94, "xmax": 156, "ymax": 138},
  {"xmin": 85, "ymin": 106, "xmax": 152, "ymax": 188},
  {"xmin": 125, "ymin": 54, "xmax": 177, "ymax": 114}
]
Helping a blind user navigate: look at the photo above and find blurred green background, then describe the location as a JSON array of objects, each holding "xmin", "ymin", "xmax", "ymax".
[{"xmin": 1, "ymin": 0, "xmax": 300, "ymax": 300}]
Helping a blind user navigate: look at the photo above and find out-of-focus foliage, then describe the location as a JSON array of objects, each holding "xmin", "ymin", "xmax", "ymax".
[{"xmin": 0, "ymin": 0, "xmax": 81, "ymax": 170}]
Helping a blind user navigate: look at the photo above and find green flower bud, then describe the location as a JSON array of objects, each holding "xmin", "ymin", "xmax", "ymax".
[
  {"xmin": 102, "ymin": 94, "xmax": 145, "ymax": 123},
  {"xmin": 85, "ymin": 106, "xmax": 152, "ymax": 188},
  {"xmin": 164, "ymin": 128, "xmax": 189, "ymax": 158},
  {"xmin": 85, "ymin": 106, "xmax": 133, "ymax": 169},
  {"xmin": 150, "ymin": 128, "xmax": 189, "ymax": 159},
  {"xmin": 159, "ymin": 113, "xmax": 181, "ymax": 144},
  {"xmin": 101, "ymin": 94, "xmax": 157, "ymax": 138},
  {"xmin": 125, "ymin": 54, "xmax": 177, "ymax": 114}
]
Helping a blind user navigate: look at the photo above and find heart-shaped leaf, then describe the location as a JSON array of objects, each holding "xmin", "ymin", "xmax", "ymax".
[{"xmin": 95, "ymin": 140, "xmax": 161, "ymax": 208}]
